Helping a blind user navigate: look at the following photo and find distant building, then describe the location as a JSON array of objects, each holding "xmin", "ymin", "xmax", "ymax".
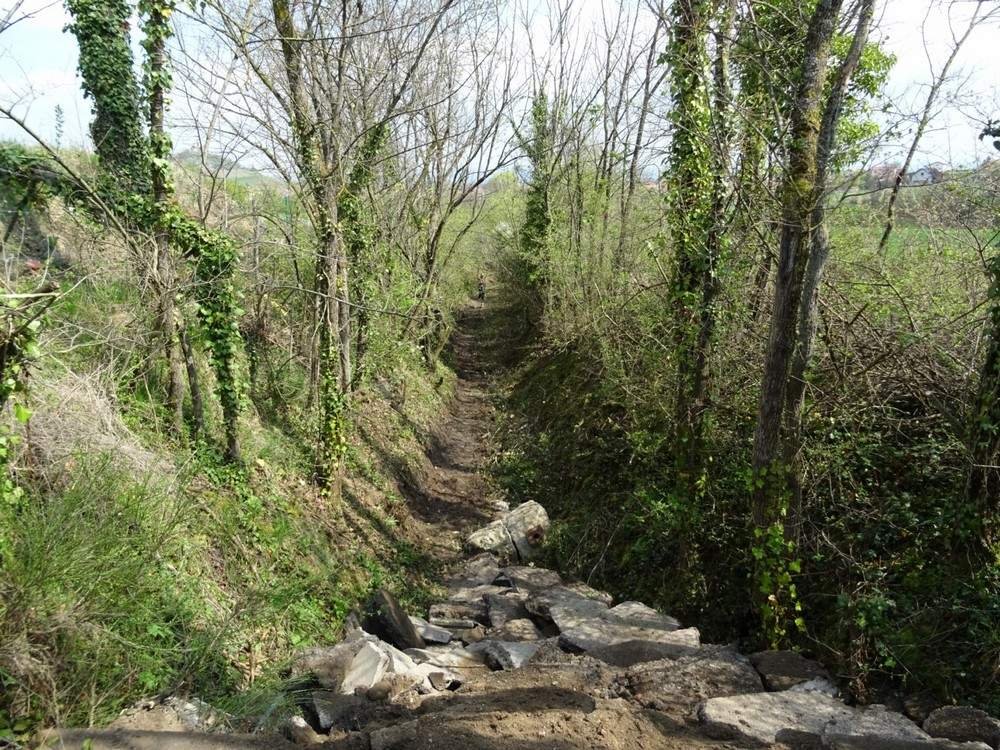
[
  {"xmin": 870, "ymin": 164, "xmax": 944, "ymax": 189},
  {"xmin": 905, "ymin": 165, "xmax": 944, "ymax": 186}
]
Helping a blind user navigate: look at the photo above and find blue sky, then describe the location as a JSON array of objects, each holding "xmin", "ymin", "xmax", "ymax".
[{"xmin": 1, "ymin": 0, "xmax": 998, "ymax": 167}]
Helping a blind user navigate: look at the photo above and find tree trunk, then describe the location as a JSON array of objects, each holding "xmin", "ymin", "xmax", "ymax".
[
  {"xmin": 667, "ymin": 0, "xmax": 715, "ymax": 498},
  {"xmin": 271, "ymin": 0, "xmax": 348, "ymax": 494},
  {"xmin": 147, "ymin": 3, "xmax": 185, "ymax": 438},
  {"xmin": 179, "ymin": 321, "xmax": 205, "ymax": 440},
  {"xmin": 751, "ymin": 0, "xmax": 843, "ymax": 528},
  {"xmin": 966, "ymin": 266, "xmax": 1000, "ymax": 551},
  {"xmin": 784, "ymin": 0, "xmax": 875, "ymax": 532}
]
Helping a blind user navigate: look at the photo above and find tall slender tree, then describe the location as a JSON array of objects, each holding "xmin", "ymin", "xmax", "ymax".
[{"xmin": 665, "ymin": 0, "xmax": 716, "ymax": 498}]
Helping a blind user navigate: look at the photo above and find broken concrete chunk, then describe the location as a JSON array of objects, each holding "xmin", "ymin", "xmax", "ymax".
[
  {"xmin": 404, "ymin": 644, "xmax": 487, "ymax": 674},
  {"xmin": 484, "ymin": 592, "xmax": 530, "ymax": 628},
  {"xmin": 526, "ymin": 586, "xmax": 611, "ymax": 621},
  {"xmin": 499, "ymin": 566, "xmax": 562, "ymax": 591},
  {"xmin": 409, "ymin": 615, "xmax": 452, "ymax": 645},
  {"xmin": 923, "ymin": 706, "xmax": 1000, "ymax": 749},
  {"xmin": 362, "ymin": 589, "xmax": 425, "ymax": 651},
  {"xmin": 789, "ymin": 676, "xmax": 839, "ymax": 697},
  {"xmin": 310, "ymin": 692, "xmax": 369, "ymax": 731},
  {"xmin": 504, "ymin": 501, "xmax": 550, "ymax": 560},
  {"xmin": 749, "ymin": 649, "xmax": 831, "ymax": 691},
  {"xmin": 494, "ymin": 617, "xmax": 543, "ymax": 642},
  {"xmin": 448, "ymin": 553, "xmax": 501, "ymax": 588},
  {"xmin": 624, "ymin": 648, "xmax": 762, "ymax": 713},
  {"xmin": 468, "ymin": 639, "xmax": 542, "ymax": 670},
  {"xmin": 428, "ymin": 617, "xmax": 479, "ymax": 630},
  {"xmin": 447, "ymin": 584, "xmax": 511, "ymax": 605},
  {"xmin": 698, "ymin": 690, "xmax": 854, "ymax": 745},
  {"xmin": 428, "ymin": 601, "xmax": 488, "ymax": 625},
  {"xmin": 466, "ymin": 519, "xmax": 515, "ymax": 558},
  {"xmin": 822, "ymin": 704, "xmax": 930, "ymax": 742},
  {"xmin": 340, "ymin": 641, "xmax": 390, "ymax": 695},
  {"xmin": 292, "ymin": 636, "xmax": 381, "ymax": 690},
  {"xmin": 562, "ymin": 581, "xmax": 614, "ymax": 606},
  {"xmin": 606, "ymin": 601, "xmax": 679, "ymax": 631},
  {"xmin": 588, "ymin": 639, "xmax": 700, "ymax": 667},
  {"xmin": 458, "ymin": 624, "xmax": 487, "ymax": 645}
]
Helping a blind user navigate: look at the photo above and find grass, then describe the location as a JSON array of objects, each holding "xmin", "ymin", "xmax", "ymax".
[{"xmin": 0, "ymin": 341, "xmax": 455, "ymax": 741}]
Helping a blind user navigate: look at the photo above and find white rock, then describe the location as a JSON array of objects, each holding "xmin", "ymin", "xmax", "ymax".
[
  {"xmin": 606, "ymin": 601, "xmax": 680, "ymax": 631},
  {"xmin": 409, "ymin": 616, "xmax": 452, "ymax": 645},
  {"xmin": 698, "ymin": 690, "xmax": 855, "ymax": 745},
  {"xmin": 790, "ymin": 677, "xmax": 840, "ymax": 698},
  {"xmin": 822, "ymin": 705, "xmax": 931, "ymax": 743},
  {"xmin": 504, "ymin": 501, "xmax": 550, "ymax": 560},
  {"xmin": 466, "ymin": 519, "xmax": 515, "ymax": 558},
  {"xmin": 340, "ymin": 641, "xmax": 390, "ymax": 695}
]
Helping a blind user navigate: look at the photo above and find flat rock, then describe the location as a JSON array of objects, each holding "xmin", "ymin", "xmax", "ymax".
[
  {"xmin": 526, "ymin": 586, "xmax": 611, "ymax": 621},
  {"xmin": 822, "ymin": 705, "xmax": 930, "ymax": 742},
  {"xmin": 606, "ymin": 601, "xmax": 680, "ymax": 631},
  {"xmin": 409, "ymin": 615, "xmax": 452, "ymax": 644},
  {"xmin": 405, "ymin": 644, "xmax": 487, "ymax": 671},
  {"xmin": 749, "ymin": 649, "xmax": 830, "ymax": 691},
  {"xmin": 557, "ymin": 610, "xmax": 701, "ymax": 653},
  {"xmin": 428, "ymin": 601, "xmax": 488, "ymax": 624},
  {"xmin": 563, "ymin": 580, "xmax": 615, "ymax": 606},
  {"xmin": 293, "ymin": 637, "xmax": 381, "ymax": 690},
  {"xmin": 447, "ymin": 553, "xmax": 501, "ymax": 588},
  {"xmin": 698, "ymin": 690, "xmax": 855, "ymax": 745},
  {"xmin": 447, "ymin": 584, "xmax": 510, "ymax": 605},
  {"xmin": 429, "ymin": 616, "xmax": 479, "ymax": 629},
  {"xmin": 825, "ymin": 736, "xmax": 992, "ymax": 750},
  {"xmin": 494, "ymin": 617, "xmax": 543, "ymax": 641},
  {"xmin": 588, "ymin": 639, "xmax": 700, "ymax": 667},
  {"xmin": 924, "ymin": 706, "xmax": 1000, "ymax": 748},
  {"xmin": 484, "ymin": 591, "xmax": 530, "ymax": 627},
  {"xmin": 362, "ymin": 589, "xmax": 425, "ymax": 650},
  {"xmin": 623, "ymin": 648, "xmax": 763, "ymax": 715},
  {"xmin": 466, "ymin": 519, "xmax": 515, "ymax": 558},
  {"xmin": 499, "ymin": 565, "xmax": 562, "ymax": 591},
  {"xmin": 468, "ymin": 639, "xmax": 542, "ymax": 670},
  {"xmin": 504, "ymin": 501, "xmax": 550, "ymax": 560}
]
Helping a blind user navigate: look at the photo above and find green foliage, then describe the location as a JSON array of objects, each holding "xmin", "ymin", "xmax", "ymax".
[
  {"xmin": 65, "ymin": 0, "xmax": 151, "ymax": 194},
  {"xmin": 516, "ymin": 91, "xmax": 553, "ymax": 295},
  {"xmin": 0, "ymin": 296, "xmax": 42, "ymax": 567},
  {"xmin": 664, "ymin": 0, "xmax": 717, "ymax": 497}
]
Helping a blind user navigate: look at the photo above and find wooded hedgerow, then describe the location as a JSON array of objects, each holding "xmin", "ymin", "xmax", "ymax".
[{"xmin": 0, "ymin": 0, "xmax": 998, "ymax": 732}]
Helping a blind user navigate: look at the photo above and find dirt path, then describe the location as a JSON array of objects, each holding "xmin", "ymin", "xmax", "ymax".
[{"xmin": 407, "ymin": 301, "xmax": 506, "ymax": 546}]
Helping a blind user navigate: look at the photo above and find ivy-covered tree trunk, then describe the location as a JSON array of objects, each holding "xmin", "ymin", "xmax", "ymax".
[
  {"xmin": 65, "ymin": 0, "xmax": 150, "ymax": 195},
  {"xmin": 142, "ymin": 0, "xmax": 186, "ymax": 437},
  {"xmin": 65, "ymin": 0, "xmax": 243, "ymax": 461},
  {"xmin": 750, "ymin": 0, "xmax": 843, "ymax": 643},
  {"xmin": 339, "ymin": 123, "xmax": 389, "ymax": 388},
  {"xmin": 966, "ymin": 251, "xmax": 1000, "ymax": 550},
  {"xmin": 271, "ymin": 0, "xmax": 348, "ymax": 495},
  {"xmin": 666, "ymin": 0, "xmax": 715, "ymax": 499},
  {"xmin": 519, "ymin": 91, "xmax": 553, "ymax": 309}
]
